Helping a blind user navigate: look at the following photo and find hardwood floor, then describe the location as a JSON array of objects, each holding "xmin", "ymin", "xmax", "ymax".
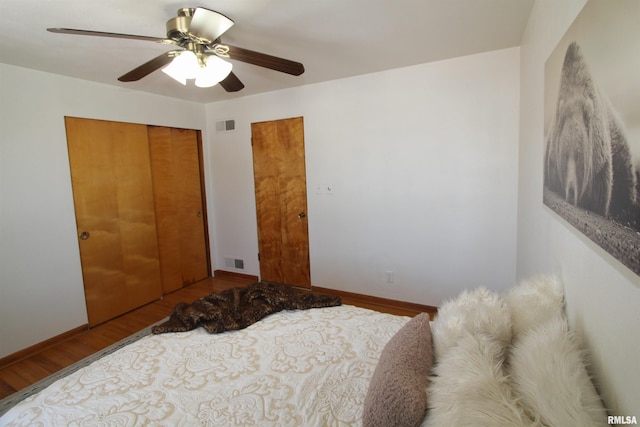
[{"xmin": 0, "ymin": 274, "xmax": 436, "ymax": 401}]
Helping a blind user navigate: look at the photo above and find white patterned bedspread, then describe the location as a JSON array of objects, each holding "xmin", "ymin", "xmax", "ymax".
[{"xmin": 1, "ymin": 305, "xmax": 408, "ymax": 426}]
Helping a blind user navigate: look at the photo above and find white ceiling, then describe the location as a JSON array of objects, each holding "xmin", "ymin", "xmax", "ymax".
[{"xmin": 0, "ymin": 0, "xmax": 534, "ymax": 104}]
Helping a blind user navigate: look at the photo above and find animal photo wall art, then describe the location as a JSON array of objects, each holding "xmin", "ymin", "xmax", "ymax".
[{"xmin": 543, "ymin": 0, "xmax": 640, "ymax": 278}]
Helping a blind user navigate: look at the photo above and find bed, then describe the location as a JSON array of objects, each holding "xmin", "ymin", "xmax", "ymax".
[{"xmin": 0, "ymin": 277, "xmax": 607, "ymax": 426}]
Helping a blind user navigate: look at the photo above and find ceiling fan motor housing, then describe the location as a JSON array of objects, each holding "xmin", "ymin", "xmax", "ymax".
[{"xmin": 166, "ymin": 8, "xmax": 196, "ymax": 42}]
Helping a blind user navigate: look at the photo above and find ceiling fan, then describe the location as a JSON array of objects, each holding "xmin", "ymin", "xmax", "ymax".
[{"xmin": 47, "ymin": 7, "xmax": 305, "ymax": 92}]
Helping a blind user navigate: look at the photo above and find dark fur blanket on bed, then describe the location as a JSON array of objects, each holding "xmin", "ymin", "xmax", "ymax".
[{"xmin": 152, "ymin": 281, "xmax": 342, "ymax": 334}]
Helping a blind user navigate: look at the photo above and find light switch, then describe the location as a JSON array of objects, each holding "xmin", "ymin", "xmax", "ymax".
[{"xmin": 315, "ymin": 184, "xmax": 334, "ymax": 195}]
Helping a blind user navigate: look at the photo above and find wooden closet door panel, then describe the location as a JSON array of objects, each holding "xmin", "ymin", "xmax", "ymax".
[
  {"xmin": 111, "ymin": 123, "xmax": 163, "ymax": 310},
  {"xmin": 148, "ymin": 126, "xmax": 182, "ymax": 293},
  {"xmin": 66, "ymin": 117, "xmax": 162, "ymax": 326},
  {"xmin": 67, "ymin": 118, "xmax": 126, "ymax": 325},
  {"xmin": 148, "ymin": 126, "xmax": 209, "ymax": 294},
  {"xmin": 171, "ymin": 128, "xmax": 208, "ymax": 284}
]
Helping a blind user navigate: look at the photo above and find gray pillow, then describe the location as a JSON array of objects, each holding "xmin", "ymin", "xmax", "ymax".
[{"xmin": 362, "ymin": 313, "xmax": 433, "ymax": 427}]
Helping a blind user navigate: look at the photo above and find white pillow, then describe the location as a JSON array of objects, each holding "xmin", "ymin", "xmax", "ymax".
[
  {"xmin": 505, "ymin": 274, "xmax": 564, "ymax": 337},
  {"xmin": 425, "ymin": 330, "xmax": 531, "ymax": 427},
  {"xmin": 509, "ymin": 314, "xmax": 607, "ymax": 426},
  {"xmin": 432, "ymin": 287, "xmax": 511, "ymax": 360}
]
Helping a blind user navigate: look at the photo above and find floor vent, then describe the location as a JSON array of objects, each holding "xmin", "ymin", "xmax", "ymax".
[{"xmin": 224, "ymin": 257, "xmax": 244, "ymax": 270}]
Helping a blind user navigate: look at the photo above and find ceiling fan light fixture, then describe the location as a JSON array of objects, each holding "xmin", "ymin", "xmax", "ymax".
[
  {"xmin": 162, "ymin": 50, "xmax": 231, "ymax": 87},
  {"xmin": 195, "ymin": 55, "xmax": 233, "ymax": 88},
  {"xmin": 161, "ymin": 50, "xmax": 198, "ymax": 84}
]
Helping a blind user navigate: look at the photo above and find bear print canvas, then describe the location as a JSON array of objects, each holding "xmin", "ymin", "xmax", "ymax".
[{"xmin": 543, "ymin": 0, "xmax": 640, "ymax": 278}]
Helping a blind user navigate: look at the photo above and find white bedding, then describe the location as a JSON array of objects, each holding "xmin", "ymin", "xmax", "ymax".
[{"xmin": 1, "ymin": 305, "xmax": 409, "ymax": 426}]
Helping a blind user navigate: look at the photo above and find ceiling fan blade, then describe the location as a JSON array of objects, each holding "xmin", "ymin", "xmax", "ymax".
[
  {"xmin": 224, "ymin": 45, "xmax": 304, "ymax": 76},
  {"xmin": 219, "ymin": 72, "xmax": 245, "ymax": 92},
  {"xmin": 47, "ymin": 28, "xmax": 167, "ymax": 43},
  {"xmin": 118, "ymin": 51, "xmax": 177, "ymax": 82},
  {"xmin": 188, "ymin": 7, "xmax": 234, "ymax": 43}
]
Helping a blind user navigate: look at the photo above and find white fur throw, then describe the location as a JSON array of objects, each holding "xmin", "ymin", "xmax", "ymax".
[
  {"xmin": 431, "ymin": 287, "xmax": 511, "ymax": 360},
  {"xmin": 505, "ymin": 274, "xmax": 564, "ymax": 337},
  {"xmin": 509, "ymin": 314, "xmax": 607, "ymax": 426}
]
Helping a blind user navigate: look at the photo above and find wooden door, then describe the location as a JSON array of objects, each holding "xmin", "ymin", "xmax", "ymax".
[
  {"xmin": 65, "ymin": 117, "xmax": 163, "ymax": 326},
  {"xmin": 251, "ymin": 117, "xmax": 311, "ymax": 288},
  {"xmin": 148, "ymin": 126, "xmax": 210, "ymax": 293}
]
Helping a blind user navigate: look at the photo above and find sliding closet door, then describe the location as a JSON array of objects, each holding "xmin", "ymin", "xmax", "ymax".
[
  {"xmin": 148, "ymin": 126, "xmax": 210, "ymax": 293},
  {"xmin": 66, "ymin": 117, "xmax": 163, "ymax": 326}
]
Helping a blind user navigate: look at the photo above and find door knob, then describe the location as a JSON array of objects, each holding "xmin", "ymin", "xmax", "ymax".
[
  {"xmin": 298, "ymin": 212, "xmax": 306, "ymax": 218},
  {"xmin": 79, "ymin": 231, "xmax": 90, "ymax": 240}
]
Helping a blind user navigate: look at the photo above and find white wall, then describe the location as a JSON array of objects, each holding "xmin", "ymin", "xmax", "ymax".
[
  {"xmin": 206, "ymin": 47, "xmax": 520, "ymax": 306},
  {"xmin": 517, "ymin": 0, "xmax": 640, "ymax": 415},
  {"xmin": 0, "ymin": 64, "xmax": 207, "ymax": 358}
]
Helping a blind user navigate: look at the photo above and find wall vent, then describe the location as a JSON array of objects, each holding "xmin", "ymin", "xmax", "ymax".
[
  {"xmin": 216, "ymin": 119, "xmax": 235, "ymax": 132},
  {"xmin": 224, "ymin": 257, "xmax": 245, "ymax": 270}
]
